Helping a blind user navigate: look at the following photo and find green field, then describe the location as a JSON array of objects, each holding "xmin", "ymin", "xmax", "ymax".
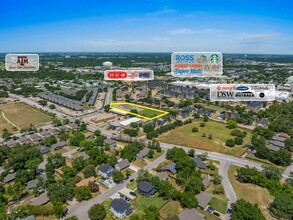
[
  {"xmin": 0, "ymin": 102, "xmax": 53, "ymax": 129},
  {"xmin": 158, "ymin": 119, "xmax": 251, "ymax": 156},
  {"xmin": 0, "ymin": 113, "xmax": 14, "ymax": 135},
  {"xmin": 138, "ymin": 109, "xmax": 163, "ymax": 118},
  {"xmin": 159, "ymin": 201, "xmax": 182, "ymax": 219},
  {"xmin": 228, "ymin": 165, "xmax": 275, "ymax": 220}
]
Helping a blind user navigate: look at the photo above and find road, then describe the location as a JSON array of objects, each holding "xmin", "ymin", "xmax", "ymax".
[
  {"xmin": 219, "ymin": 161, "xmax": 237, "ymax": 220},
  {"xmin": 66, "ymin": 151, "xmax": 167, "ymax": 219},
  {"xmin": 104, "ymin": 88, "xmax": 113, "ymax": 106}
]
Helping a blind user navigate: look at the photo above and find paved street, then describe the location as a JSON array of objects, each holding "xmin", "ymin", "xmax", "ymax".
[{"xmin": 65, "ymin": 151, "xmax": 167, "ymax": 219}]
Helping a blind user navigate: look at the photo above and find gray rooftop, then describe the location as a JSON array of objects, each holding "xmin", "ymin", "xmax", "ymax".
[
  {"xmin": 196, "ymin": 191, "xmax": 213, "ymax": 209},
  {"xmin": 136, "ymin": 148, "xmax": 149, "ymax": 159},
  {"xmin": 179, "ymin": 209, "xmax": 205, "ymax": 220}
]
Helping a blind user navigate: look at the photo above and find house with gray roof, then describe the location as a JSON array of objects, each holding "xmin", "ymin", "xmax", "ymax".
[
  {"xmin": 257, "ymin": 118, "xmax": 269, "ymax": 127},
  {"xmin": 269, "ymin": 140, "xmax": 285, "ymax": 148},
  {"xmin": 36, "ymin": 146, "xmax": 51, "ymax": 155},
  {"xmin": 98, "ymin": 164, "xmax": 114, "ymax": 178},
  {"xmin": 193, "ymin": 157, "xmax": 207, "ymax": 169},
  {"xmin": 110, "ymin": 198, "xmax": 133, "ymax": 218},
  {"xmin": 40, "ymin": 131, "xmax": 51, "ymax": 138},
  {"xmin": 179, "ymin": 209, "xmax": 205, "ymax": 220},
  {"xmin": 30, "ymin": 192, "xmax": 49, "ymax": 205},
  {"xmin": 164, "ymin": 163, "xmax": 177, "ymax": 175},
  {"xmin": 71, "ymin": 152, "xmax": 90, "ymax": 161},
  {"xmin": 104, "ymin": 138, "xmax": 117, "ymax": 148},
  {"xmin": 29, "ymin": 134, "xmax": 43, "ymax": 142},
  {"xmin": 137, "ymin": 181, "xmax": 156, "ymax": 197},
  {"xmin": 266, "ymin": 144, "xmax": 280, "ymax": 152},
  {"xmin": 4, "ymin": 172, "xmax": 16, "ymax": 183},
  {"xmin": 16, "ymin": 215, "xmax": 36, "ymax": 220},
  {"xmin": 196, "ymin": 191, "xmax": 213, "ymax": 209},
  {"xmin": 136, "ymin": 148, "xmax": 149, "ymax": 160},
  {"xmin": 202, "ymin": 175, "xmax": 210, "ymax": 189},
  {"xmin": 6, "ymin": 139, "xmax": 18, "ymax": 147},
  {"xmin": 19, "ymin": 137, "xmax": 31, "ymax": 144},
  {"xmin": 115, "ymin": 159, "xmax": 130, "ymax": 171},
  {"xmin": 51, "ymin": 141, "xmax": 67, "ymax": 150},
  {"xmin": 27, "ymin": 179, "xmax": 38, "ymax": 189}
]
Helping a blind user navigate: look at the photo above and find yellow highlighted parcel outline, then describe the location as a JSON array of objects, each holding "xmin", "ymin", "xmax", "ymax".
[{"xmin": 110, "ymin": 101, "xmax": 169, "ymax": 120}]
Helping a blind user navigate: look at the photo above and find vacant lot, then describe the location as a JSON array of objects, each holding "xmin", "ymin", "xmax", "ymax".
[
  {"xmin": 0, "ymin": 102, "xmax": 53, "ymax": 129},
  {"xmin": 0, "ymin": 113, "xmax": 14, "ymax": 135},
  {"xmin": 159, "ymin": 119, "xmax": 251, "ymax": 156},
  {"xmin": 138, "ymin": 108, "xmax": 163, "ymax": 118},
  {"xmin": 228, "ymin": 165, "xmax": 275, "ymax": 220},
  {"xmin": 160, "ymin": 201, "xmax": 182, "ymax": 219}
]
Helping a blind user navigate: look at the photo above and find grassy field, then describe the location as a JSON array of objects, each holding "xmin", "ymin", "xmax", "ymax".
[
  {"xmin": 228, "ymin": 165, "xmax": 275, "ymax": 220},
  {"xmin": 159, "ymin": 201, "xmax": 182, "ymax": 219},
  {"xmin": 209, "ymin": 197, "xmax": 227, "ymax": 214},
  {"xmin": 197, "ymin": 208, "xmax": 219, "ymax": 220},
  {"xmin": 132, "ymin": 192, "xmax": 168, "ymax": 213},
  {"xmin": 138, "ymin": 108, "xmax": 163, "ymax": 118},
  {"xmin": 0, "ymin": 113, "xmax": 14, "ymax": 135},
  {"xmin": 0, "ymin": 102, "xmax": 53, "ymax": 129},
  {"xmin": 158, "ymin": 119, "xmax": 251, "ymax": 156}
]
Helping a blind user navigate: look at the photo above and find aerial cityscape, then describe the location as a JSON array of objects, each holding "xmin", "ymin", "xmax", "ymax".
[{"xmin": 0, "ymin": 1, "xmax": 293, "ymax": 220}]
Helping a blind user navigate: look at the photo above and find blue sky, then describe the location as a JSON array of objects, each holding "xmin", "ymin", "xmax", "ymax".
[{"xmin": 0, "ymin": 0, "xmax": 292, "ymax": 54}]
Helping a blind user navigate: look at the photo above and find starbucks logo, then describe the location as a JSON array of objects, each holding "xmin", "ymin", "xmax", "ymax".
[{"xmin": 210, "ymin": 54, "xmax": 219, "ymax": 64}]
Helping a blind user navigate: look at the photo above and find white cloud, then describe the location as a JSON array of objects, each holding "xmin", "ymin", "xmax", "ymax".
[
  {"xmin": 147, "ymin": 9, "xmax": 176, "ymax": 16},
  {"xmin": 169, "ymin": 28, "xmax": 223, "ymax": 35},
  {"xmin": 239, "ymin": 34, "xmax": 278, "ymax": 41}
]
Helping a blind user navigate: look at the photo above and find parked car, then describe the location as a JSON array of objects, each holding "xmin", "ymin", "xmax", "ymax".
[
  {"xmin": 213, "ymin": 211, "xmax": 220, "ymax": 217},
  {"xmin": 130, "ymin": 179, "xmax": 134, "ymax": 182},
  {"xmin": 227, "ymin": 208, "xmax": 232, "ymax": 214},
  {"xmin": 207, "ymin": 206, "xmax": 214, "ymax": 213},
  {"xmin": 130, "ymin": 191, "xmax": 136, "ymax": 197}
]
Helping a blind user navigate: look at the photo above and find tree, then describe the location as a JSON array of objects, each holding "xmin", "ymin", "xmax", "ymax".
[
  {"xmin": 47, "ymin": 182, "xmax": 74, "ymax": 203},
  {"xmin": 38, "ymin": 100, "xmax": 47, "ymax": 106},
  {"xmin": 286, "ymin": 172, "xmax": 293, "ymax": 185},
  {"xmin": 70, "ymin": 132, "xmax": 85, "ymax": 146},
  {"xmin": 108, "ymin": 155, "xmax": 118, "ymax": 167},
  {"xmin": 234, "ymin": 137, "xmax": 243, "ymax": 145},
  {"xmin": 88, "ymin": 181, "xmax": 99, "ymax": 192},
  {"xmin": 88, "ymin": 204, "xmax": 106, "ymax": 220},
  {"xmin": 188, "ymin": 149, "xmax": 195, "ymax": 157},
  {"xmin": 72, "ymin": 157, "xmax": 84, "ymax": 172},
  {"xmin": 83, "ymin": 164, "xmax": 96, "ymax": 178},
  {"xmin": 212, "ymin": 174, "xmax": 222, "ymax": 185},
  {"xmin": 147, "ymin": 149, "xmax": 154, "ymax": 159},
  {"xmin": 65, "ymin": 216, "xmax": 79, "ymax": 220},
  {"xmin": 74, "ymin": 186, "xmax": 92, "ymax": 201},
  {"xmin": 213, "ymin": 185, "xmax": 224, "ymax": 194},
  {"xmin": 5, "ymin": 182, "xmax": 26, "ymax": 201},
  {"xmin": 208, "ymin": 133, "xmax": 213, "ymax": 139},
  {"xmin": 180, "ymin": 191, "xmax": 198, "ymax": 208},
  {"xmin": 231, "ymin": 199, "xmax": 265, "ymax": 220},
  {"xmin": 200, "ymin": 122, "xmax": 205, "ymax": 127},
  {"xmin": 263, "ymin": 165, "xmax": 282, "ymax": 181},
  {"xmin": 227, "ymin": 119, "xmax": 237, "ymax": 129},
  {"xmin": 53, "ymin": 202, "xmax": 66, "ymax": 218},
  {"xmin": 226, "ymin": 139, "xmax": 235, "ymax": 147},
  {"xmin": 192, "ymin": 127, "xmax": 198, "ymax": 132},
  {"xmin": 52, "ymin": 119, "xmax": 62, "ymax": 126},
  {"xmin": 269, "ymin": 193, "xmax": 293, "ymax": 220},
  {"xmin": 112, "ymin": 170, "xmax": 125, "ymax": 183},
  {"xmin": 203, "ymin": 115, "xmax": 209, "ymax": 122},
  {"xmin": 144, "ymin": 206, "xmax": 160, "ymax": 220},
  {"xmin": 2, "ymin": 129, "xmax": 12, "ymax": 140}
]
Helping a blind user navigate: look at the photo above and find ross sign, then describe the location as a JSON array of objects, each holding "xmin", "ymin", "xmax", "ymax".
[
  {"xmin": 5, "ymin": 54, "xmax": 39, "ymax": 71},
  {"xmin": 210, "ymin": 84, "xmax": 276, "ymax": 101},
  {"xmin": 104, "ymin": 69, "xmax": 154, "ymax": 81},
  {"xmin": 171, "ymin": 52, "xmax": 222, "ymax": 77}
]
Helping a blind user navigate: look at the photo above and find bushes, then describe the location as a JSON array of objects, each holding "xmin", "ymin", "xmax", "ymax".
[
  {"xmin": 231, "ymin": 199, "xmax": 265, "ymax": 220},
  {"xmin": 226, "ymin": 139, "xmax": 235, "ymax": 147},
  {"xmin": 192, "ymin": 127, "xmax": 198, "ymax": 132},
  {"xmin": 234, "ymin": 137, "xmax": 243, "ymax": 145},
  {"xmin": 269, "ymin": 193, "xmax": 293, "ymax": 220}
]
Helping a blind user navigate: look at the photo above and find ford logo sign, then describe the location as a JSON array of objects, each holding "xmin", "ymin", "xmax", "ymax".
[{"xmin": 236, "ymin": 86, "xmax": 249, "ymax": 91}]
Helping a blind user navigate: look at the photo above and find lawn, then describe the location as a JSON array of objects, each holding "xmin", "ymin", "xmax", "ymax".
[
  {"xmin": 138, "ymin": 109, "xmax": 163, "ymax": 118},
  {"xmin": 158, "ymin": 119, "xmax": 251, "ymax": 156},
  {"xmin": 159, "ymin": 201, "xmax": 182, "ymax": 219},
  {"xmin": 0, "ymin": 102, "xmax": 53, "ymax": 129},
  {"xmin": 126, "ymin": 180, "xmax": 137, "ymax": 190},
  {"xmin": 209, "ymin": 197, "xmax": 227, "ymax": 214},
  {"xmin": 132, "ymin": 192, "xmax": 168, "ymax": 212},
  {"xmin": 132, "ymin": 160, "xmax": 147, "ymax": 168},
  {"xmin": 228, "ymin": 165, "xmax": 275, "ymax": 220},
  {"xmin": 0, "ymin": 113, "xmax": 14, "ymax": 135},
  {"xmin": 197, "ymin": 208, "xmax": 219, "ymax": 220},
  {"xmin": 146, "ymin": 150, "xmax": 165, "ymax": 161}
]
